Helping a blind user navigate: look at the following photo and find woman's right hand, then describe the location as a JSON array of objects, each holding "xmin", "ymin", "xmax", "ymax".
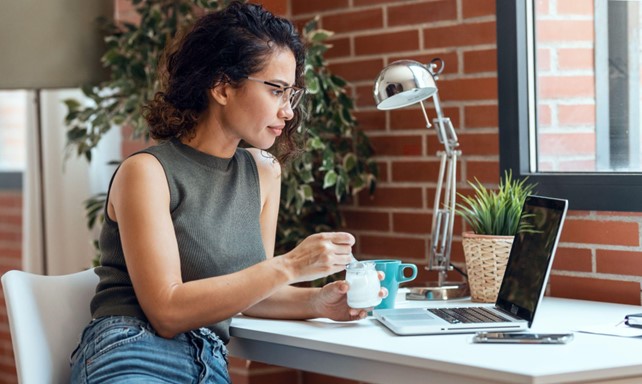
[{"xmin": 282, "ymin": 232, "xmax": 355, "ymax": 283}]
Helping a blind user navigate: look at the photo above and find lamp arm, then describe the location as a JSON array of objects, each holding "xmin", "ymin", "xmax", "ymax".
[
  {"xmin": 429, "ymin": 151, "xmax": 449, "ymax": 271},
  {"xmin": 430, "ymin": 90, "xmax": 459, "ymax": 154},
  {"xmin": 423, "ymin": 87, "xmax": 461, "ymax": 285},
  {"xmin": 429, "ymin": 148, "xmax": 460, "ymax": 278}
]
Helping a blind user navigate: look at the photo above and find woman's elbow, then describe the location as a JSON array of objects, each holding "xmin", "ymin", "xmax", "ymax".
[{"xmin": 145, "ymin": 309, "xmax": 182, "ymax": 339}]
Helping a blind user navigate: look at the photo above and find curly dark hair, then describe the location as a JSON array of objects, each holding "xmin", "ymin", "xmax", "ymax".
[{"xmin": 143, "ymin": 1, "xmax": 306, "ymax": 163}]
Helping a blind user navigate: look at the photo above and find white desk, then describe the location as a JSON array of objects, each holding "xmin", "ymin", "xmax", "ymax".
[{"xmin": 228, "ymin": 295, "xmax": 642, "ymax": 384}]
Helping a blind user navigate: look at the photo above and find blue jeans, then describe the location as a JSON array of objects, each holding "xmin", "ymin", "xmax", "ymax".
[{"xmin": 70, "ymin": 316, "xmax": 231, "ymax": 383}]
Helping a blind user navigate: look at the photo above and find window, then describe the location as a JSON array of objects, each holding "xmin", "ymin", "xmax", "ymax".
[
  {"xmin": 498, "ymin": 0, "xmax": 642, "ymax": 211},
  {"xmin": 0, "ymin": 90, "xmax": 27, "ymax": 189}
]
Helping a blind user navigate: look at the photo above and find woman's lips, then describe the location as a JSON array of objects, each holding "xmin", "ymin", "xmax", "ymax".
[{"xmin": 268, "ymin": 125, "xmax": 284, "ymax": 136}]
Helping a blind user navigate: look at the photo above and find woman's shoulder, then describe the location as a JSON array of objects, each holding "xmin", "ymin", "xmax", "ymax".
[
  {"xmin": 108, "ymin": 152, "xmax": 169, "ymax": 215},
  {"xmin": 243, "ymin": 148, "xmax": 281, "ymax": 179},
  {"xmin": 116, "ymin": 152, "xmax": 166, "ymax": 186}
]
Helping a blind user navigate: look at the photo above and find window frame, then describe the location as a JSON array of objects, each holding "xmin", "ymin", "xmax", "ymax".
[
  {"xmin": 0, "ymin": 172, "xmax": 21, "ymax": 190},
  {"xmin": 497, "ymin": 0, "xmax": 642, "ymax": 212}
]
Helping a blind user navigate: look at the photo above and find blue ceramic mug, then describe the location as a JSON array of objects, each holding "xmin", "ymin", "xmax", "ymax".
[{"xmin": 372, "ymin": 259, "xmax": 418, "ymax": 309}]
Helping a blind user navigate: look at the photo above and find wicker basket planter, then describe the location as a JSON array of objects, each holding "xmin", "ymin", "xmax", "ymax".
[{"xmin": 462, "ymin": 232, "xmax": 514, "ymax": 303}]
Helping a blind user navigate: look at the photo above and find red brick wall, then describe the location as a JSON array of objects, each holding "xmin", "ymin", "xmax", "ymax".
[
  {"xmin": 536, "ymin": 0, "xmax": 597, "ymax": 172},
  {"xmin": 290, "ymin": 0, "xmax": 642, "ymax": 313},
  {"xmin": 299, "ymin": 0, "xmax": 499, "ymax": 295},
  {"xmin": 1, "ymin": 1, "xmax": 641, "ymax": 383},
  {"xmin": 0, "ymin": 192, "xmax": 21, "ymax": 383}
]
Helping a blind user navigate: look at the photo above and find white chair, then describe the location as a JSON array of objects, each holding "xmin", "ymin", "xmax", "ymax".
[{"xmin": 1, "ymin": 268, "xmax": 98, "ymax": 384}]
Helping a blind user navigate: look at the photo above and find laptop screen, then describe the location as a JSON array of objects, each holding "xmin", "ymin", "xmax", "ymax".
[{"xmin": 495, "ymin": 195, "xmax": 568, "ymax": 326}]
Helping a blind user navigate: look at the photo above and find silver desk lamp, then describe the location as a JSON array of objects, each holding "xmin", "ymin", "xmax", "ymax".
[{"xmin": 374, "ymin": 59, "xmax": 469, "ymax": 300}]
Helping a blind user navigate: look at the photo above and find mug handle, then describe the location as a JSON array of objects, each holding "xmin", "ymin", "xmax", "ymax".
[{"xmin": 397, "ymin": 263, "xmax": 418, "ymax": 283}]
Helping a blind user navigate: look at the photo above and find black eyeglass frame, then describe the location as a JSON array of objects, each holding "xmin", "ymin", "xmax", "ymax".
[{"xmin": 245, "ymin": 76, "xmax": 306, "ymax": 109}]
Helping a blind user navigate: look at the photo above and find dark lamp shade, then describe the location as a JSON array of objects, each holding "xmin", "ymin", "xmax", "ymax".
[
  {"xmin": 0, "ymin": 0, "xmax": 113, "ymax": 89},
  {"xmin": 373, "ymin": 60, "xmax": 437, "ymax": 110}
]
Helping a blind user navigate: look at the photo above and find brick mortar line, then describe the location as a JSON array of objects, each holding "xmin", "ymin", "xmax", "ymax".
[
  {"xmin": 0, "ymin": 207, "xmax": 22, "ymax": 215},
  {"xmin": 0, "ymin": 225, "xmax": 20, "ymax": 233},
  {"xmin": 328, "ymin": 39, "xmax": 495, "ymax": 58},
  {"xmin": 380, "ymin": 0, "xmax": 389, "ymax": 29},
  {"xmin": 537, "ymin": 40, "xmax": 595, "ymax": 49},
  {"xmin": 353, "ymin": 96, "xmax": 484, "ymax": 107},
  {"xmin": 364, "ymin": 130, "xmax": 432, "ymax": 136},
  {"xmin": 535, "ymin": 15, "xmax": 594, "ymax": 21},
  {"xmin": 455, "ymin": 0, "xmax": 463, "ymax": 21},
  {"xmin": 0, "ymin": 240, "xmax": 21, "ymax": 247},
  {"xmin": 537, "ymin": 70, "xmax": 596, "ymax": 76},
  {"xmin": 374, "ymin": 160, "xmax": 499, "ymax": 167},
  {"xmin": 355, "ymin": 116, "xmax": 496, "ymax": 128},
  {"xmin": 355, "ymin": 100, "xmax": 499, "ymax": 110},
  {"xmin": 370, "ymin": 180, "xmax": 497, "ymax": 187},
  {"xmin": 345, "ymin": 211, "xmax": 430, "ymax": 217},
  {"xmin": 365, "ymin": 128, "xmax": 498, "ymax": 137},
  {"xmin": 591, "ymin": 248, "xmax": 598, "ymax": 274},
  {"xmin": 552, "ymin": 243, "xmax": 642, "ymax": 252},
  {"xmin": 551, "ymin": 270, "xmax": 642, "ymax": 282},
  {"xmin": 345, "ymin": 232, "xmax": 642, "ymax": 250},
  {"xmin": 333, "ymin": 18, "xmax": 497, "ymax": 39},
  {"xmin": 564, "ymin": 215, "xmax": 642, "ymax": 223},
  {"xmin": 374, "ymin": 156, "xmax": 497, "ymax": 161},
  {"xmin": 537, "ymin": 127, "xmax": 596, "ymax": 133},
  {"xmin": 370, "ymin": 157, "xmax": 498, "ymax": 164},
  {"xmin": 290, "ymin": 0, "xmax": 496, "ymax": 23},
  {"xmin": 351, "ymin": 229, "xmax": 432, "ymax": 238},
  {"xmin": 346, "ymin": 71, "xmax": 499, "ymax": 81},
  {"xmin": 455, "ymin": 155, "xmax": 500, "ymax": 161},
  {"xmin": 540, "ymin": 99, "xmax": 597, "ymax": 105},
  {"xmin": 343, "ymin": 207, "xmax": 432, "ymax": 214},
  {"xmin": 0, "ymin": 242, "xmax": 21, "ymax": 250},
  {"xmin": 356, "ymin": 252, "xmax": 429, "ymax": 261},
  {"xmin": 371, "ymin": 181, "xmax": 463, "ymax": 188},
  {"xmin": 539, "ymin": 155, "xmax": 602, "ymax": 162},
  {"xmin": 327, "ymin": 47, "xmax": 498, "ymax": 65}
]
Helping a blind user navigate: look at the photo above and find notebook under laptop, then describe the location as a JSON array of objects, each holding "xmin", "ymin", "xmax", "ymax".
[{"xmin": 373, "ymin": 195, "xmax": 568, "ymax": 335}]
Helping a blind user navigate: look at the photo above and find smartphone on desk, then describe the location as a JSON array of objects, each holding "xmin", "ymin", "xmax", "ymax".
[{"xmin": 473, "ymin": 332, "xmax": 574, "ymax": 344}]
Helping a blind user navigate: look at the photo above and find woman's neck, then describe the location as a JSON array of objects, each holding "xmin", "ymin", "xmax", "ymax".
[{"xmin": 182, "ymin": 114, "xmax": 239, "ymax": 159}]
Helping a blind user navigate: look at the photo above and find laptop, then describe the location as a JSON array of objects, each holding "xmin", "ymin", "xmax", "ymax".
[{"xmin": 373, "ymin": 195, "xmax": 568, "ymax": 335}]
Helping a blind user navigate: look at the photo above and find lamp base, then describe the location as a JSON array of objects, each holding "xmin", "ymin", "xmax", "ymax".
[{"xmin": 406, "ymin": 282, "xmax": 469, "ymax": 301}]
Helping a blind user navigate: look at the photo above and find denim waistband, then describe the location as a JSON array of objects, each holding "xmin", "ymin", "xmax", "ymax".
[
  {"xmin": 72, "ymin": 315, "xmax": 230, "ymax": 383},
  {"xmin": 85, "ymin": 316, "xmax": 225, "ymax": 346},
  {"xmin": 83, "ymin": 316, "xmax": 153, "ymax": 341}
]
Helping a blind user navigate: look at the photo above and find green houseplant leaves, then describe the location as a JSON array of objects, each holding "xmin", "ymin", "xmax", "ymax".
[{"xmin": 276, "ymin": 18, "xmax": 377, "ymax": 255}]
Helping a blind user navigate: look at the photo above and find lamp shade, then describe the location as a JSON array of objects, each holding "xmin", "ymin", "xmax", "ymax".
[
  {"xmin": 373, "ymin": 60, "xmax": 437, "ymax": 110},
  {"xmin": 0, "ymin": 0, "xmax": 113, "ymax": 89}
]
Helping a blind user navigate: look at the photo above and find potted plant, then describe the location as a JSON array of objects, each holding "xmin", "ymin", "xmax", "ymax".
[
  {"xmin": 63, "ymin": 0, "xmax": 377, "ymax": 267},
  {"xmin": 456, "ymin": 171, "xmax": 536, "ymax": 302}
]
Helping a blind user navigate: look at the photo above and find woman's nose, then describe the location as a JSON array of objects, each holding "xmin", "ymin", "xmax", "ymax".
[{"xmin": 279, "ymin": 101, "xmax": 295, "ymax": 120}]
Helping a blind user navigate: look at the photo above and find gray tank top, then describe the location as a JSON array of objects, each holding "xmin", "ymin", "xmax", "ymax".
[{"xmin": 90, "ymin": 138, "xmax": 267, "ymax": 343}]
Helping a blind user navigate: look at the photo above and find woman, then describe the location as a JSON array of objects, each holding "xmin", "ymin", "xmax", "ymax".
[{"xmin": 70, "ymin": 2, "xmax": 385, "ymax": 383}]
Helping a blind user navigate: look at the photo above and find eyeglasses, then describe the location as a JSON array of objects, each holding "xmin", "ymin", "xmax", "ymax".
[{"xmin": 246, "ymin": 76, "xmax": 306, "ymax": 109}]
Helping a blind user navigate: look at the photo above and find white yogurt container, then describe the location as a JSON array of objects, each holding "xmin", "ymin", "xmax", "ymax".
[{"xmin": 346, "ymin": 261, "xmax": 382, "ymax": 309}]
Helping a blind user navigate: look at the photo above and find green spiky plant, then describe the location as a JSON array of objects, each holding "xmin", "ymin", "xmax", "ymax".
[
  {"xmin": 62, "ymin": 0, "xmax": 377, "ymax": 267},
  {"xmin": 456, "ymin": 171, "xmax": 537, "ymax": 236}
]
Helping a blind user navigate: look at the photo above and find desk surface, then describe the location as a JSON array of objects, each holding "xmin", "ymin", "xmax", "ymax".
[{"xmin": 228, "ymin": 295, "xmax": 642, "ymax": 384}]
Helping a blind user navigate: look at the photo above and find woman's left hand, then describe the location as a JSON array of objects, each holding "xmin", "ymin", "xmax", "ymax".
[{"xmin": 313, "ymin": 271, "xmax": 388, "ymax": 321}]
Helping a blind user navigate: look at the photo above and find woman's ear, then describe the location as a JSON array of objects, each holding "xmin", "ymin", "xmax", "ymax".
[{"xmin": 210, "ymin": 83, "xmax": 230, "ymax": 106}]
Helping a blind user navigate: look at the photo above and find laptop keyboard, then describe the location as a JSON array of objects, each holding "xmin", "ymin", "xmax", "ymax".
[{"xmin": 428, "ymin": 307, "xmax": 510, "ymax": 324}]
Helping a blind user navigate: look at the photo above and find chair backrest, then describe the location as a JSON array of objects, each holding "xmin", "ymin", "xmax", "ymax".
[{"xmin": 1, "ymin": 269, "xmax": 98, "ymax": 384}]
